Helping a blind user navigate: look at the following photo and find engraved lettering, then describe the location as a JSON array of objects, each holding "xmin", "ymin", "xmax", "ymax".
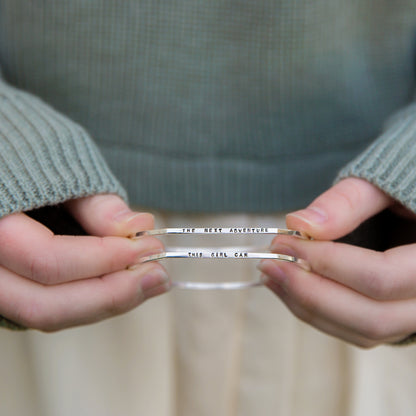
[
  {"xmin": 182, "ymin": 228, "xmax": 196, "ymax": 233},
  {"xmin": 188, "ymin": 252, "xmax": 202, "ymax": 258},
  {"xmin": 234, "ymin": 252, "xmax": 248, "ymax": 258},
  {"xmin": 211, "ymin": 252, "xmax": 228, "ymax": 258},
  {"xmin": 180, "ymin": 226, "xmax": 270, "ymax": 234},
  {"xmin": 228, "ymin": 227, "xmax": 269, "ymax": 233}
]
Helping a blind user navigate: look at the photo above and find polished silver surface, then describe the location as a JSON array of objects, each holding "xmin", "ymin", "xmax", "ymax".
[
  {"xmin": 140, "ymin": 248, "xmax": 310, "ymax": 270},
  {"xmin": 136, "ymin": 227, "xmax": 306, "ymax": 238},
  {"xmin": 171, "ymin": 280, "xmax": 264, "ymax": 290},
  {"xmin": 136, "ymin": 226, "xmax": 309, "ymax": 290}
]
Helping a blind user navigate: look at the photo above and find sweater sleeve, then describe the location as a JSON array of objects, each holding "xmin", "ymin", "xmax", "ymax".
[
  {"xmin": 0, "ymin": 74, "xmax": 127, "ymax": 219},
  {"xmin": 336, "ymin": 102, "xmax": 416, "ymax": 213},
  {"xmin": 336, "ymin": 103, "xmax": 416, "ymax": 345},
  {"xmin": 0, "ymin": 74, "xmax": 128, "ymax": 330}
]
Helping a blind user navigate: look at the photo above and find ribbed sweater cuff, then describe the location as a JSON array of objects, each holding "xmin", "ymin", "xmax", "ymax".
[
  {"xmin": 0, "ymin": 84, "xmax": 126, "ymax": 218},
  {"xmin": 337, "ymin": 103, "xmax": 416, "ymax": 213}
]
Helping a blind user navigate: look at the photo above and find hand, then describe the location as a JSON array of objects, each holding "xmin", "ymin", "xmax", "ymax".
[
  {"xmin": 258, "ymin": 178, "xmax": 416, "ymax": 347},
  {"xmin": 0, "ymin": 194, "xmax": 169, "ymax": 331}
]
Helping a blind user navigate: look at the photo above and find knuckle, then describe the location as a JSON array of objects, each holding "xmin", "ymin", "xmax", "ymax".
[
  {"xmin": 357, "ymin": 310, "xmax": 391, "ymax": 342},
  {"xmin": 285, "ymin": 300, "xmax": 310, "ymax": 324},
  {"xmin": 0, "ymin": 214, "xmax": 21, "ymax": 237},
  {"xmin": 34, "ymin": 318, "xmax": 58, "ymax": 332},
  {"xmin": 103, "ymin": 292, "xmax": 133, "ymax": 318},
  {"xmin": 331, "ymin": 179, "xmax": 362, "ymax": 211},
  {"xmin": 95, "ymin": 236, "xmax": 112, "ymax": 259},
  {"xmin": 355, "ymin": 338, "xmax": 378, "ymax": 349},
  {"xmin": 363, "ymin": 270, "xmax": 391, "ymax": 301},
  {"xmin": 28, "ymin": 254, "xmax": 60, "ymax": 285},
  {"xmin": 285, "ymin": 275, "xmax": 324, "ymax": 322},
  {"xmin": 288, "ymin": 292, "xmax": 318, "ymax": 324},
  {"xmin": 139, "ymin": 236, "xmax": 165, "ymax": 255},
  {"xmin": 293, "ymin": 306, "xmax": 315, "ymax": 326},
  {"xmin": 16, "ymin": 299, "xmax": 57, "ymax": 332},
  {"xmin": 104, "ymin": 291, "xmax": 126, "ymax": 316},
  {"xmin": 100, "ymin": 276, "xmax": 137, "ymax": 317},
  {"xmin": 362, "ymin": 253, "xmax": 396, "ymax": 301},
  {"xmin": 296, "ymin": 294, "xmax": 316, "ymax": 316},
  {"xmin": 312, "ymin": 241, "xmax": 337, "ymax": 277}
]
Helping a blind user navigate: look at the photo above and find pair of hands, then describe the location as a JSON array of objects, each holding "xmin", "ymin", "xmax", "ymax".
[
  {"xmin": 260, "ymin": 178, "xmax": 416, "ymax": 347},
  {"xmin": 3, "ymin": 177, "xmax": 415, "ymax": 347},
  {"xmin": 0, "ymin": 195, "xmax": 169, "ymax": 331}
]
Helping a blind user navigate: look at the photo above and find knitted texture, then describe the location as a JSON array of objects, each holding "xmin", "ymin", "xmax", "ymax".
[
  {"xmin": 337, "ymin": 103, "xmax": 416, "ymax": 212},
  {"xmin": 1, "ymin": 2, "xmax": 416, "ymax": 212},
  {"xmin": 0, "ymin": 81, "xmax": 126, "ymax": 218},
  {"xmin": 0, "ymin": 2, "xmax": 415, "ymax": 341}
]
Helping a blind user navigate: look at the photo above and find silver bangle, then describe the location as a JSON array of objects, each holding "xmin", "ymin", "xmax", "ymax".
[
  {"xmin": 141, "ymin": 247, "xmax": 310, "ymax": 291},
  {"xmin": 136, "ymin": 227, "xmax": 306, "ymax": 238},
  {"xmin": 171, "ymin": 280, "xmax": 265, "ymax": 290},
  {"xmin": 140, "ymin": 248, "xmax": 309, "ymax": 271},
  {"xmin": 136, "ymin": 226, "xmax": 309, "ymax": 290}
]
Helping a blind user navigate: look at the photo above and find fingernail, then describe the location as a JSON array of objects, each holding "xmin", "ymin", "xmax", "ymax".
[
  {"xmin": 257, "ymin": 259, "xmax": 286, "ymax": 280},
  {"xmin": 269, "ymin": 242, "xmax": 297, "ymax": 257},
  {"xmin": 287, "ymin": 206, "xmax": 327, "ymax": 226},
  {"xmin": 257, "ymin": 260, "xmax": 288, "ymax": 290},
  {"xmin": 130, "ymin": 237, "xmax": 164, "ymax": 264},
  {"xmin": 140, "ymin": 269, "xmax": 170, "ymax": 299},
  {"xmin": 113, "ymin": 210, "xmax": 147, "ymax": 225}
]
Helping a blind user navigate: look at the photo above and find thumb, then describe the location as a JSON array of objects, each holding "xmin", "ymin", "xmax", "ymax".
[
  {"xmin": 286, "ymin": 178, "xmax": 392, "ymax": 240},
  {"xmin": 65, "ymin": 194, "xmax": 154, "ymax": 237}
]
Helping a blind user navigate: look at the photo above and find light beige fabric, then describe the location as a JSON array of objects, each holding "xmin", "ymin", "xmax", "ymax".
[{"xmin": 1, "ymin": 213, "xmax": 416, "ymax": 415}]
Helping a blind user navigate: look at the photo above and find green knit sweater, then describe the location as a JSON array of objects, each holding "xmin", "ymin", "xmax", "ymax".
[{"xmin": 0, "ymin": 1, "xmax": 416, "ymax": 215}]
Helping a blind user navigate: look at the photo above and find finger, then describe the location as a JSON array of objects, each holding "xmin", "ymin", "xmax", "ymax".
[
  {"xmin": 65, "ymin": 194, "xmax": 155, "ymax": 237},
  {"xmin": 0, "ymin": 262, "xmax": 170, "ymax": 331},
  {"xmin": 265, "ymin": 274, "xmax": 379, "ymax": 348},
  {"xmin": 0, "ymin": 213, "xmax": 163, "ymax": 284},
  {"xmin": 270, "ymin": 235, "xmax": 416, "ymax": 301},
  {"xmin": 259, "ymin": 260, "xmax": 415, "ymax": 346},
  {"xmin": 286, "ymin": 178, "xmax": 392, "ymax": 240}
]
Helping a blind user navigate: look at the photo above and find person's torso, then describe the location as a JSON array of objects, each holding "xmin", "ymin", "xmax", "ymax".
[{"xmin": 1, "ymin": 1, "xmax": 416, "ymax": 211}]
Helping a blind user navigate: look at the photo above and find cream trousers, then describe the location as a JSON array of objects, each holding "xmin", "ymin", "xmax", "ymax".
[{"xmin": 1, "ymin": 212, "xmax": 416, "ymax": 415}]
